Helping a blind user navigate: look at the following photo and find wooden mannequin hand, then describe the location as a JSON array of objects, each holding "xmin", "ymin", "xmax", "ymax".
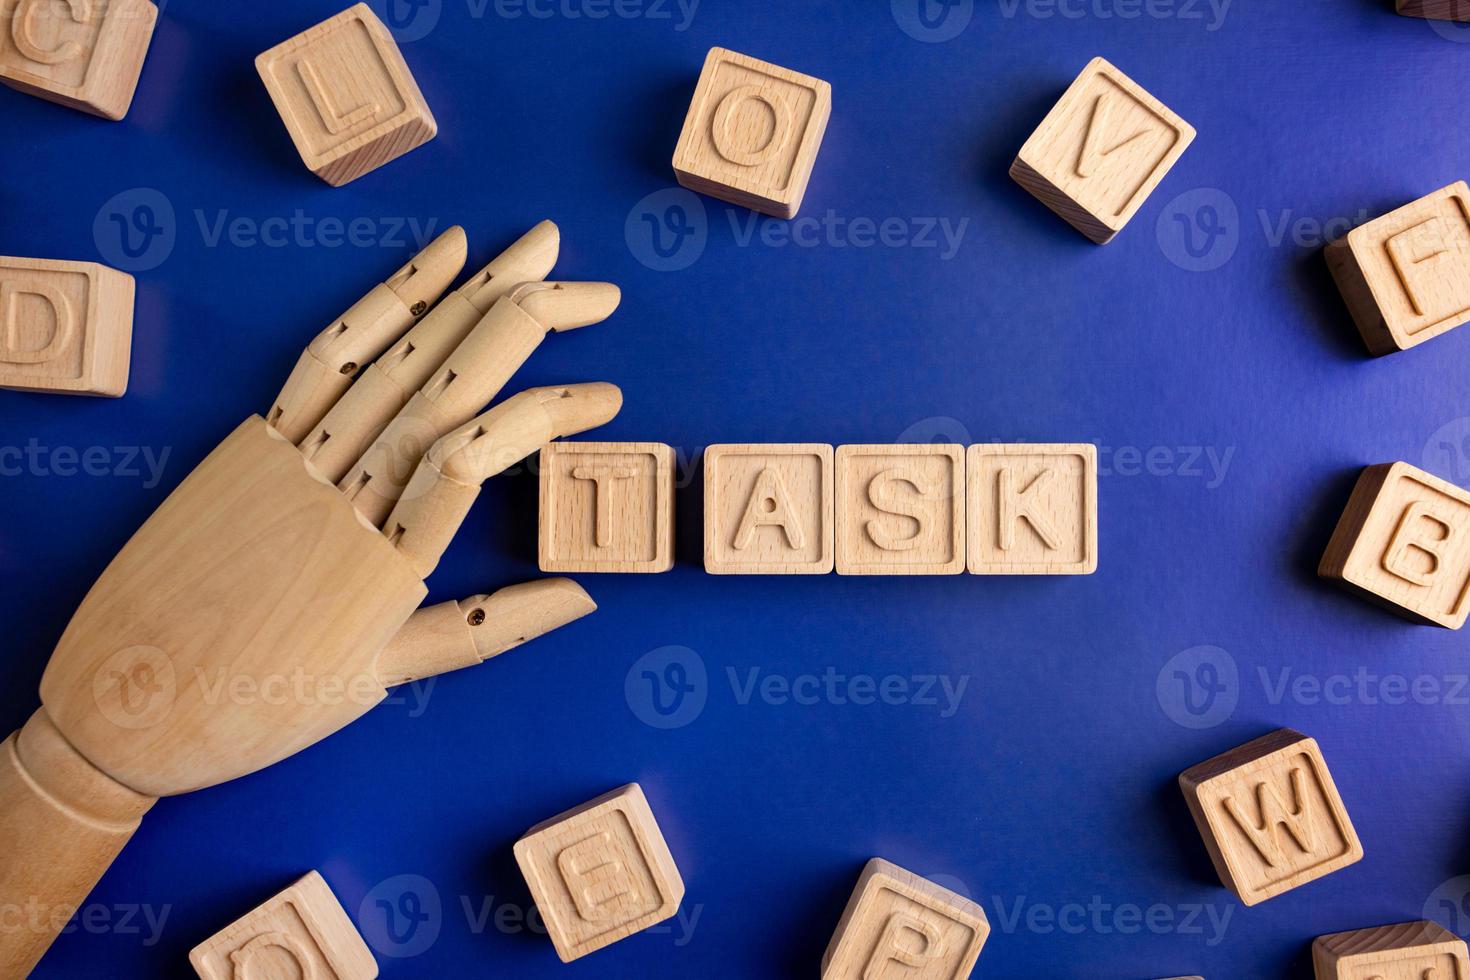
[{"xmin": 0, "ymin": 222, "xmax": 621, "ymax": 978}]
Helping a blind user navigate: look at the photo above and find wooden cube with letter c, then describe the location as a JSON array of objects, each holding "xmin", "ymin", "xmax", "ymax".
[{"xmin": 0, "ymin": 0, "xmax": 158, "ymax": 119}]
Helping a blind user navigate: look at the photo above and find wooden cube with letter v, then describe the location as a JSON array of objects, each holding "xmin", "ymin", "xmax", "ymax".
[
  {"xmin": 967, "ymin": 444, "xmax": 1097, "ymax": 574},
  {"xmin": 1320, "ymin": 461, "xmax": 1470, "ymax": 628},
  {"xmin": 514, "ymin": 784, "xmax": 685, "ymax": 963},
  {"xmin": 1180, "ymin": 729, "xmax": 1363, "ymax": 906},
  {"xmin": 1326, "ymin": 182, "xmax": 1470, "ymax": 355}
]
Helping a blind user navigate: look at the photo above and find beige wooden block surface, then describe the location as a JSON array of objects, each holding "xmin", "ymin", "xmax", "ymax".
[
  {"xmin": 514, "ymin": 783, "xmax": 684, "ymax": 963},
  {"xmin": 704, "ymin": 443, "xmax": 834, "ymax": 574},
  {"xmin": 1325, "ymin": 182, "xmax": 1470, "ymax": 355},
  {"xmin": 1397, "ymin": 0, "xmax": 1470, "ymax": 20},
  {"xmin": 966, "ymin": 444, "xmax": 1096, "ymax": 575},
  {"xmin": 821, "ymin": 858, "xmax": 989, "ymax": 980},
  {"xmin": 0, "ymin": 255, "xmax": 133, "ymax": 397},
  {"xmin": 1313, "ymin": 920, "xmax": 1469, "ymax": 979},
  {"xmin": 0, "ymin": 0, "xmax": 156, "ymax": 119},
  {"xmin": 673, "ymin": 47, "xmax": 832, "ymax": 219},
  {"xmin": 539, "ymin": 442, "xmax": 675, "ymax": 573},
  {"xmin": 836, "ymin": 445, "xmax": 965, "ymax": 575},
  {"xmin": 1179, "ymin": 729, "xmax": 1362, "ymax": 907},
  {"xmin": 1011, "ymin": 57, "xmax": 1195, "ymax": 244},
  {"xmin": 256, "ymin": 3, "xmax": 437, "ymax": 187},
  {"xmin": 189, "ymin": 870, "xmax": 377, "ymax": 980},
  {"xmin": 1320, "ymin": 462, "xmax": 1470, "ymax": 629}
]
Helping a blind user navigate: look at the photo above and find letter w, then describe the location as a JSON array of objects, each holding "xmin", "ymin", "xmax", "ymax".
[{"xmin": 1223, "ymin": 767, "xmax": 1316, "ymax": 868}]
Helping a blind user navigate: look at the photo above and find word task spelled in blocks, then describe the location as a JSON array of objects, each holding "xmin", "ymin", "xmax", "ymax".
[
  {"xmin": 1320, "ymin": 462, "xmax": 1470, "ymax": 629},
  {"xmin": 188, "ymin": 870, "xmax": 377, "ymax": 980},
  {"xmin": 967, "ymin": 444, "xmax": 1097, "ymax": 574},
  {"xmin": 0, "ymin": 0, "xmax": 157, "ymax": 119},
  {"xmin": 1314, "ymin": 920, "xmax": 1470, "ymax": 980},
  {"xmin": 1179, "ymin": 729, "xmax": 1362, "ymax": 906},
  {"xmin": 1397, "ymin": 0, "xmax": 1470, "ymax": 21},
  {"xmin": 256, "ymin": 3, "xmax": 437, "ymax": 187},
  {"xmin": 514, "ymin": 783, "xmax": 684, "ymax": 963},
  {"xmin": 836, "ymin": 445, "xmax": 965, "ymax": 575},
  {"xmin": 1325, "ymin": 182, "xmax": 1470, "ymax": 355},
  {"xmin": 539, "ymin": 442, "xmax": 675, "ymax": 573},
  {"xmin": 0, "ymin": 256, "xmax": 133, "ymax": 396},
  {"xmin": 673, "ymin": 47, "xmax": 832, "ymax": 219},
  {"xmin": 704, "ymin": 444, "xmax": 834, "ymax": 574},
  {"xmin": 821, "ymin": 859, "xmax": 990, "ymax": 979},
  {"xmin": 1011, "ymin": 57, "xmax": 1195, "ymax": 244}
]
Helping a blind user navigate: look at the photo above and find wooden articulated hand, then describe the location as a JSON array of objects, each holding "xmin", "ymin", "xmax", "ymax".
[{"xmin": 0, "ymin": 221, "xmax": 622, "ymax": 977}]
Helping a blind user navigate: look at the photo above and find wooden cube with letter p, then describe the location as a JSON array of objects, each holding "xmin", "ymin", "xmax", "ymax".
[
  {"xmin": 539, "ymin": 442, "xmax": 675, "ymax": 573},
  {"xmin": 1326, "ymin": 182, "xmax": 1470, "ymax": 355},
  {"xmin": 821, "ymin": 859, "xmax": 989, "ymax": 979},
  {"xmin": 673, "ymin": 47, "xmax": 832, "ymax": 218},
  {"xmin": 1320, "ymin": 462, "xmax": 1470, "ymax": 628},
  {"xmin": 1314, "ymin": 920, "xmax": 1470, "ymax": 979},
  {"xmin": 836, "ymin": 445, "xmax": 965, "ymax": 575},
  {"xmin": 514, "ymin": 783, "xmax": 685, "ymax": 963},
  {"xmin": 967, "ymin": 444, "xmax": 1097, "ymax": 574},
  {"xmin": 0, "ymin": 0, "xmax": 157, "ymax": 119},
  {"xmin": 0, "ymin": 255, "xmax": 133, "ymax": 396},
  {"xmin": 256, "ymin": 3, "xmax": 437, "ymax": 187},
  {"xmin": 1011, "ymin": 57, "xmax": 1195, "ymax": 244},
  {"xmin": 705, "ymin": 443, "xmax": 834, "ymax": 573},
  {"xmin": 1179, "ymin": 729, "xmax": 1362, "ymax": 906}
]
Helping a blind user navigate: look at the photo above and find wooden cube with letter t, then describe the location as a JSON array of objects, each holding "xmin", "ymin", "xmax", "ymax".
[{"xmin": 539, "ymin": 442, "xmax": 675, "ymax": 573}]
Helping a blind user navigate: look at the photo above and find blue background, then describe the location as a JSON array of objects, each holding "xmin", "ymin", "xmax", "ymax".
[{"xmin": 4, "ymin": 0, "xmax": 1470, "ymax": 976}]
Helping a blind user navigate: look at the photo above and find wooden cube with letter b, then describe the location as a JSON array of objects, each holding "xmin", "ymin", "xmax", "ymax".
[
  {"xmin": 705, "ymin": 444, "xmax": 834, "ymax": 573},
  {"xmin": 256, "ymin": 3, "xmax": 437, "ymax": 186},
  {"xmin": 514, "ymin": 783, "xmax": 684, "ymax": 963},
  {"xmin": 539, "ymin": 442, "xmax": 675, "ymax": 573},
  {"xmin": 821, "ymin": 859, "xmax": 989, "ymax": 979},
  {"xmin": 967, "ymin": 444, "xmax": 1096, "ymax": 574},
  {"xmin": 1179, "ymin": 729, "xmax": 1362, "ymax": 906}
]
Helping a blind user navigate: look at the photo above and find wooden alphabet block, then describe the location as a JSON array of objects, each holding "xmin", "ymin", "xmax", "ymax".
[
  {"xmin": 0, "ymin": 255, "xmax": 133, "ymax": 397},
  {"xmin": 1325, "ymin": 182, "xmax": 1470, "ymax": 355},
  {"xmin": 673, "ymin": 47, "xmax": 832, "ymax": 219},
  {"xmin": 539, "ymin": 442, "xmax": 675, "ymax": 573},
  {"xmin": 966, "ymin": 444, "xmax": 1096, "ymax": 574},
  {"xmin": 821, "ymin": 859, "xmax": 990, "ymax": 979},
  {"xmin": 704, "ymin": 443, "xmax": 834, "ymax": 574},
  {"xmin": 189, "ymin": 870, "xmax": 377, "ymax": 980},
  {"xmin": 1011, "ymin": 57, "xmax": 1195, "ymax": 244},
  {"xmin": 835, "ymin": 445, "xmax": 965, "ymax": 575},
  {"xmin": 1320, "ymin": 462, "xmax": 1470, "ymax": 628},
  {"xmin": 1179, "ymin": 729, "xmax": 1363, "ymax": 906},
  {"xmin": 256, "ymin": 3, "xmax": 437, "ymax": 187},
  {"xmin": 0, "ymin": 0, "xmax": 157, "ymax": 120},
  {"xmin": 514, "ymin": 783, "xmax": 684, "ymax": 963},
  {"xmin": 1313, "ymin": 920, "xmax": 1470, "ymax": 979},
  {"xmin": 1397, "ymin": 0, "xmax": 1470, "ymax": 21}
]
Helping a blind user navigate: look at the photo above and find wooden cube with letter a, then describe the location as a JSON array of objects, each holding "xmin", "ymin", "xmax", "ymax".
[
  {"xmin": 705, "ymin": 443, "xmax": 834, "ymax": 574},
  {"xmin": 967, "ymin": 444, "xmax": 1096, "ymax": 574},
  {"xmin": 836, "ymin": 445, "xmax": 965, "ymax": 575},
  {"xmin": 0, "ymin": 255, "xmax": 133, "ymax": 396},
  {"xmin": 1314, "ymin": 920, "xmax": 1470, "ymax": 980},
  {"xmin": 1011, "ymin": 57, "xmax": 1195, "ymax": 244},
  {"xmin": 1326, "ymin": 182, "xmax": 1470, "ymax": 355},
  {"xmin": 821, "ymin": 859, "xmax": 989, "ymax": 979},
  {"xmin": 189, "ymin": 871, "xmax": 377, "ymax": 980},
  {"xmin": 256, "ymin": 3, "xmax": 437, "ymax": 187},
  {"xmin": 1179, "ymin": 729, "xmax": 1363, "ymax": 906},
  {"xmin": 673, "ymin": 47, "xmax": 832, "ymax": 218},
  {"xmin": 514, "ymin": 783, "xmax": 684, "ymax": 963},
  {"xmin": 1320, "ymin": 462, "xmax": 1470, "ymax": 628},
  {"xmin": 0, "ymin": 0, "xmax": 157, "ymax": 119},
  {"xmin": 539, "ymin": 442, "xmax": 675, "ymax": 573}
]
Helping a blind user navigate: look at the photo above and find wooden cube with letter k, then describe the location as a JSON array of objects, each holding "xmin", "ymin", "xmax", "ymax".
[{"xmin": 967, "ymin": 444, "xmax": 1097, "ymax": 574}]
